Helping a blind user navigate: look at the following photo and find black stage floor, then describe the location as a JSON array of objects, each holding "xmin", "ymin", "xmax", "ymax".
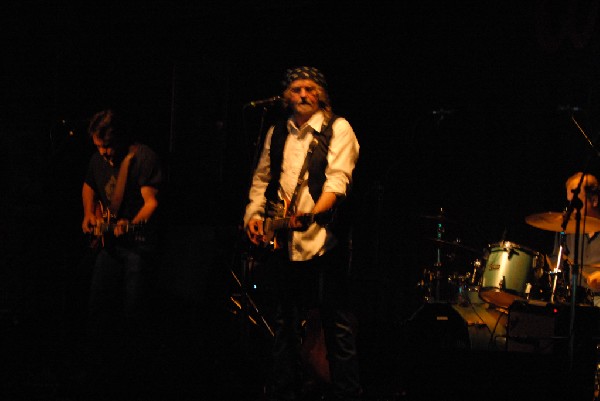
[{"xmin": 3, "ymin": 293, "xmax": 599, "ymax": 401}]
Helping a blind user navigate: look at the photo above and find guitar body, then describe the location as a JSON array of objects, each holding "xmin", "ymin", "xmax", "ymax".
[
  {"xmin": 261, "ymin": 190, "xmax": 333, "ymax": 252},
  {"xmin": 89, "ymin": 201, "xmax": 111, "ymax": 249},
  {"xmin": 89, "ymin": 201, "xmax": 145, "ymax": 248},
  {"xmin": 264, "ymin": 196, "xmax": 290, "ymax": 250}
]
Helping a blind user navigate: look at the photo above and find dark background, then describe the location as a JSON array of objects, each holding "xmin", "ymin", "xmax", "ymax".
[{"xmin": 3, "ymin": 0, "xmax": 600, "ymax": 398}]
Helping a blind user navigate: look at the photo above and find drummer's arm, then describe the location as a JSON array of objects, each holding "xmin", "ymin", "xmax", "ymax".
[{"xmin": 584, "ymin": 270, "xmax": 600, "ymax": 291}]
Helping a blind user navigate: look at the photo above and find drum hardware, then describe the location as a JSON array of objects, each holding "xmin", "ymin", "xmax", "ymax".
[
  {"xmin": 420, "ymin": 211, "xmax": 456, "ymax": 225},
  {"xmin": 418, "ymin": 208, "xmax": 483, "ymax": 304},
  {"xmin": 548, "ymin": 271, "xmax": 561, "ymax": 303},
  {"xmin": 419, "ymin": 254, "xmax": 482, "ymax": 304},
  {"xmin": 427, "ymin": 238, "xmax": 479, "ymax": 254},
  {"xmin": 550, "ymin": 237, "xmax": 567, "ymax": 303},
  {"xmin": 431, "ymin": 238, "xmax": 481, "ymax": 302},
  {"xmin": 471, "ymin": 258, "xmax": 482, "ymax": 284},
  {"xmin": 420, "ymin": 208, "xmax": 449, "ymax": 303}
]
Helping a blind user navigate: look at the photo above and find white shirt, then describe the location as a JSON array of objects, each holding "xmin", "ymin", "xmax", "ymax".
[{"xmin": 244, "ymin": 111, "xmax": 359, "ymax": 261}]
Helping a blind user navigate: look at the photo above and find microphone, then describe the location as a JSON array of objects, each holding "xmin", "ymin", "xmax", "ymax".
[
  {"xmin": 244, "ymin": 96, "xmax": 282, "ymax": 108},
  {"xmin": 557, "ymin": 105, "xmax": 582, "ymax": 112}
]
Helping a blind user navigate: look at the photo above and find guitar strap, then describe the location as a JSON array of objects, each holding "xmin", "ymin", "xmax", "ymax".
[
  {"xmin": 110, "ymin": 144, "xmax": 139, "ymax": 214},
  {"xmin": 286, "ymin": 124, "xmax": 326, "ymax": 216}
]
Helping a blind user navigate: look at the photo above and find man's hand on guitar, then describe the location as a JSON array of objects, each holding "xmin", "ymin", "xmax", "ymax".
[
  {"xmin": 82, "ymin": 214, "xmax": 98, "ymax": 234},
  {"xmin": 247, "ymin": 218, "xmax": 265, "ymax": 245},
  {"xmin": 289, "ymin": 213, "xmax": 313, "ymax": 232},
  {"xmin": 114, "ymin": 219, "xmax": 130, "ymax": 237}
]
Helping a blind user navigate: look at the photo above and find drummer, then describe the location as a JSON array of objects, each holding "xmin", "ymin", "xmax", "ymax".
[{"xmin": 550, "ymin": 172, "xmax": 600, "ymax": 306}]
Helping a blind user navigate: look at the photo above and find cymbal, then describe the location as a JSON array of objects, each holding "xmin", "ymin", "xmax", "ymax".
[
  {"xmin": 421, "ymin": 214, "xmax": 456, "ymax": 224},
  {"xmin": 428, "ymin": 238, "xmax": 479, "ymax": 253},
  {"xmin": 525, "ymin": 211, "xmax": 600, "ymax": 234}
]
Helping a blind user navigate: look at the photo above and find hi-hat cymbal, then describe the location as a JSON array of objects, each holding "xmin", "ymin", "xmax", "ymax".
[
  {"xmin": 428, "ymin": 238, "xmax": 479, "ymax": 253},
  {"xmin": 525, "ymin": 211, "xmax": 600, "ymax": 234}
]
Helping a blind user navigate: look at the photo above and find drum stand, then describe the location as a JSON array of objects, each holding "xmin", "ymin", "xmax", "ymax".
[{"xmin": 419, "ymin": 208, "xmax": 446, "ymax": 303}]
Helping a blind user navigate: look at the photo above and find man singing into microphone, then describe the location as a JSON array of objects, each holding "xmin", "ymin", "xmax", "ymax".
[{"xmin": 244, "ymin": 66, "xmax": 361, "ymax": 400}]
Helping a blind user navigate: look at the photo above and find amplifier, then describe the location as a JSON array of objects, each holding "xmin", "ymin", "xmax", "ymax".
[{"xmin": 507, "ymin": 300, "xmax": 600, "ymax": 354}]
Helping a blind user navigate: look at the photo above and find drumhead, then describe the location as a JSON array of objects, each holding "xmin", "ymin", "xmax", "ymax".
[{"xmin": 487, "ymin": 241, "xmax": 540, "ymax": 256}]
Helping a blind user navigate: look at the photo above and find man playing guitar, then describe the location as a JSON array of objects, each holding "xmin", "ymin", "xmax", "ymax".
[
  {"xmin": 244, "ymin": 66, "xmax": 361, "ymax": 401},
  {"xmin": 80, "ymin": 108, "xmax": 163, "ymax": 378}
]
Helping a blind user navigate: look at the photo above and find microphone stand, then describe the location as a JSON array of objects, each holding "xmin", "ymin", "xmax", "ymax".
[
  {"xmin": 232, "ymin": 103, "xmax": 277, "ymax": 353},
  {"xmin": 563, "ymin": 114, "xmax": 600, "ymax": 370},
  {"xmin": 562, "ymin": 182, "xmax": 583, "ymax": 371}
]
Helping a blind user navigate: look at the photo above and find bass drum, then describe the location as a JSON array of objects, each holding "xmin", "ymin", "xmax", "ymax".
[
  {"xmin": 479, "ymin": 241, "xmax": 542, "ymax": 308},
  {"xmin": 405, "ymin": 302, "xmax": 507, "ymax": 352}
]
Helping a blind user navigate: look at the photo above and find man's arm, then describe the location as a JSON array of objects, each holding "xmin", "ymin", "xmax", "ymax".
[
  {"xmin": 114, "ymin": 186, "xmax": 158, "ymax": 237},
  {"xmin": 244, "ymin": 128, "xmax": 274, "ymax": 233},
  {"xmin": 132, "ymin": 186, "xmax": 159, "ymax": 224},
  {"xmin": 82, "ymin": 182, "xmax": 97, "ymax": 233},
  {"xmin": 312, "ymin": 192, "xmax": 338, "ymax": 215}
]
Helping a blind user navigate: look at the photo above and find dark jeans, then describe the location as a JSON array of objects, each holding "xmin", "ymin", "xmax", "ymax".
[
  {"xmin": 87, "ymin": 245, "xmax": 149, "ymax": 355},
  {"xmin": 267, "ymin": 247, "xmax": 361, "ymax": 401}
]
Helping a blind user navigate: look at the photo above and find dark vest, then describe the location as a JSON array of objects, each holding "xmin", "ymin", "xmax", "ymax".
[
  {"xmin": 265, "ymin": 115, "xmax": 339, "ymax": 205},
  {"xmin": 265, "ymin": 115, "xmax": 353, "ymax": 243}
]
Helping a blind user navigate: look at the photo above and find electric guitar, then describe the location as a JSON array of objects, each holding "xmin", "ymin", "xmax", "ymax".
[
  {"xmin": 89, "ymin": 201, "xmax": 146, "ymax": 249},
  {"xmin": 261, "ymin": 194, "xmax": 334, "ymax": 250}
]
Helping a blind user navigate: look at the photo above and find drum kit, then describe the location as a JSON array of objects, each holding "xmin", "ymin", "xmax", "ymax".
[{"xmin": 417, "ymin": 208, "xmax": 600, "ymax": 310}]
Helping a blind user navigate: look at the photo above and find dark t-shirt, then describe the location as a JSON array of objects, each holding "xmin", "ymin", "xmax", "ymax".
[{"xmin": 85, "ymin": 143, "xmax": 163, "ymax": 248}]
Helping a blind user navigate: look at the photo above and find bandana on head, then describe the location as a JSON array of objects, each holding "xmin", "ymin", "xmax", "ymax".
[{"xmin": 284, "ymin": 66, "xmax": 327, "ymax": 89}]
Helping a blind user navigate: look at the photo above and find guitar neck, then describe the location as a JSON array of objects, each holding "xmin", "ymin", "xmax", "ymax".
[
  {"xmin": 268, "ymin": 217, "xmax": 292, "ymax": 232},
  {"xmin": 94, "ymin": 221, "xmax": 142, "ymax": 235},
  {"xmin": 265, "ymin": 213, "xmax": 316, "ymax": 233}
]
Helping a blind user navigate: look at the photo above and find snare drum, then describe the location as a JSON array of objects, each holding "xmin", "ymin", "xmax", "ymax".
[{"xmin": 479, "ymin": 241, "xmax": 542, "ymax": 308}]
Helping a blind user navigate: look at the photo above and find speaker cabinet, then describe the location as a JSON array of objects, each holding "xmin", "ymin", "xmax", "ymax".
[{"xmin": 507, "ymin": 300, "xmax": 600, "ymax": 354}]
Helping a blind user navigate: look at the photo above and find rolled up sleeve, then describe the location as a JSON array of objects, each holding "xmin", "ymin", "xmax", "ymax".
[
  {"xmin": 243, "ymin": 128, "xmax": 273, "ymax": 227},
  {"xmin": 323, "ymin": 118, "xmax": 360, "ymax": 196}
]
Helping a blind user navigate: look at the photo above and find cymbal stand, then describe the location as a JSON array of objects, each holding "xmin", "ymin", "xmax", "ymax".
[
  {"xmin": 434, "ymin": 229, "xmax": 443, "ymax": 302},
  {"xmin": 431, "ymin": 208, "xmax": 445, "ymax": 302}
]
